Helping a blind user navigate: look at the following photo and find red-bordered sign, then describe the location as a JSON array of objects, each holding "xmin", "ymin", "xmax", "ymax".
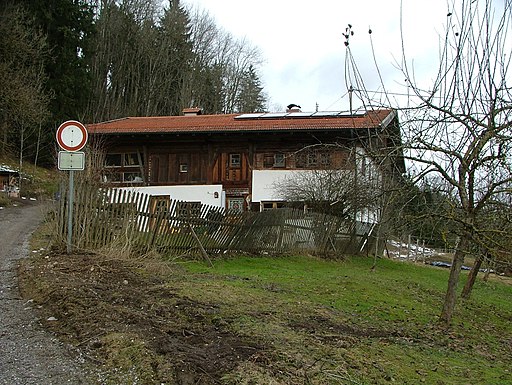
[{"xmin": 56, "ymin": 120, "xmax": 88, "ymax": 152}]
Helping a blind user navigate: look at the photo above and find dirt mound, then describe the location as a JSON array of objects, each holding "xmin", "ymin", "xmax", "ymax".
[{"xmin": 18, "ymin": 252, "xmax": 262, "ymax": 384}]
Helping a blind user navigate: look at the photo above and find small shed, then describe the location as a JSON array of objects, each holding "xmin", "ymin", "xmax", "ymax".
[{"xmin": 0, "ymin": 165, "xmax": 20, "ymax": 197}]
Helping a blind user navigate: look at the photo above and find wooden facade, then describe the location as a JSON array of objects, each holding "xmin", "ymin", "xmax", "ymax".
[
  {"xmin": 0, "ymin": 166, "xmax": 20, "ymax": 197},
  {"xmin": 88, "ymin": 109, "xmax": 404, "ymax": 211}
]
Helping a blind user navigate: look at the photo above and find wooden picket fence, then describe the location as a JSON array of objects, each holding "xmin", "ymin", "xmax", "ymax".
[{"xmin": 56, "ymin": 183, "xmax": 377, "ymax": 257}]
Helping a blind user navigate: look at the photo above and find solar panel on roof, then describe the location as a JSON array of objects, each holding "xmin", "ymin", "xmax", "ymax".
[
  {"xmin": 234, "ymin": 113, "xmax": 265, "ymax": 119},
  {"xmin": 259, "ymin": 112, "xmax": 288, "ymax": 118},
  {"xmin": 311, "ymin": 111, "xmax": 342, "ymax": 117},
  {"xmin": 234, "ymin": 110, "xmax": 367, "ymax": 120},
  {"xmin": 286, "ymin": 111, "xmax": 313, "ymax": 118},
  {"xmin": 337, "ymin": 111, "xmax": 366, "ymax": 116}
]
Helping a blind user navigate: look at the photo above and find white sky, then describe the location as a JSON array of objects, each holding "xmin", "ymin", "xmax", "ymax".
[{"xmin": 183, "ymin": 0, "xmax": 451, "ymax": 113}]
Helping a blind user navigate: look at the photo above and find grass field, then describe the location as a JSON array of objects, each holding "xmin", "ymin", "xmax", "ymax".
[
  {"xmin": 21, "ymin": 226, "xmax": 512, "ymax": 384},
  {"xmin": 177, "ymin": 255, "xmax": 512, "ymax": 384}
]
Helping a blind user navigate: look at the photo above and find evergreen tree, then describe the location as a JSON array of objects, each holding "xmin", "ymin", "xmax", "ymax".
[
  {"xmin": 194, "ymin": 64, "xmax": 225, "ymax": 114},
  {"xmin": 22, "ymin": 0, "xmax": 96, "ymax": 123},
  {"xmin": 87, "ymin": 0, "xmax": 143, "ymax": 121},
  {"xmin": 235, "ymin": 64, "xmax": 266, "ymax": 113},
  {"xmin": 156, "ymin": 0, "xmax": 194, "ymax": 115}
]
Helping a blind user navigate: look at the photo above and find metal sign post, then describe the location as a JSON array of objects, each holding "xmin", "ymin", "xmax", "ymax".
[
  {"xmin": 67, "ymin": 170, "xmax": 75, "ymax": 253},
  {"xmin": 56, "ymin": 121, "xmax": 88, "ymax": 254}
]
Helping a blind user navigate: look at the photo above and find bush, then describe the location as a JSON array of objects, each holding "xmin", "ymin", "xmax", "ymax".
[{"xmin": 0, "ymin": 192, "xmax": 10, "ymax": 206}]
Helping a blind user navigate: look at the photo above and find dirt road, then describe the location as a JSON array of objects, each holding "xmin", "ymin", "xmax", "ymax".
[{"xmin": 0, "ymin": 202, "xmax": 93, "ymax": 385}]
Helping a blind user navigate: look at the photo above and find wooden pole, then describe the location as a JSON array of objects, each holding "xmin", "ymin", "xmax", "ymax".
[{"xmin": 188, "ymin": 223, "xmax": 213, "ymax": 267}]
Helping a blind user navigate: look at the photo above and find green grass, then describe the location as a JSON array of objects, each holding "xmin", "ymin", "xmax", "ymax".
[
  {"xmin": 0, "ymin": 192, "xmax": 10, "ymax": 206},
  {"xmin": 175, "ymin": 255, "xmax": 512, "ymax": 384}
]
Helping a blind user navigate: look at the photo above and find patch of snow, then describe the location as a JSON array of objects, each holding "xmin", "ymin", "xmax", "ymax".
[
  {"xmin": 0, "ymin": 164, "xmax": 18, "ymax": 173},
  {"xmin": 386, "ymin": 239, "xmax": 451, "ymax": 261}
]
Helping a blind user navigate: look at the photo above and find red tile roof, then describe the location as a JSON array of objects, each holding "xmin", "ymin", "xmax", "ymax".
[{"xmin": 87, "ymin": 109, "xmax": 395, "ymax": 135}]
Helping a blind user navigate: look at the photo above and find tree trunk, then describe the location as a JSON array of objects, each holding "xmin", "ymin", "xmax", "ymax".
[
  {"xmin": 439, "ymin": 236, "xmax": 469, "ymax": 324},
  {"xmin": 18, "ymin": 123, "xmax": 24, "ymax": 193},
  {"xmin": 34, "ymin": 118, "xmax": 42, "ymax": 167},
  {"xmin": 461, "ymin": 252, "xmax": 484, "ymax": 299},
  {"xmin": 483, "ymin": 258, "xmax": 494, "ymax": 282},
  {"xmin": 1, "ymin": 122, "xmax": 8, "ymax": 156}
]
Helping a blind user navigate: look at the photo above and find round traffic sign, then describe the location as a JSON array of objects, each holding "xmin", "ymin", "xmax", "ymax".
[{"xmin": 56, "ymin": 120, "xmax": 88, "ymax": 152}]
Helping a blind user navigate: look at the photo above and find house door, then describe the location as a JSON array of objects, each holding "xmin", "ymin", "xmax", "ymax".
[{"xmin": 149, "ymin": 195, "xmax": 170, "ymax": 232}]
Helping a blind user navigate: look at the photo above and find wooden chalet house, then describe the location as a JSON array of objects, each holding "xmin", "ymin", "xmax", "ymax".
[
  {"xmin": 87, "ymin": 107, "xmax": 404, "ymax": 219},
  {"xmin": 0, "ymin": 165, "xmax": 20, "ymax": 197}
]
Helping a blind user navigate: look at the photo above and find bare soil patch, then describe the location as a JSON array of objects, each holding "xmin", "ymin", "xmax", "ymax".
[{"xmin": 18, "ymin": 252, "xmax": 263, "ymax": 384}]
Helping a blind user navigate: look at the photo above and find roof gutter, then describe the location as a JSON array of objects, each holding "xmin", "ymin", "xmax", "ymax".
[{"xmin": 379, "ymin": 109, "xmax": 397, "ymax": 128}]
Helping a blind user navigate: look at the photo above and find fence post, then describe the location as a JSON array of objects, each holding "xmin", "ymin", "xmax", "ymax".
[
  {"xmin": 188, "ymin": 222, "xmax": 213, "ymax": 267},
  {"xmin": 407, "ymin": 234, "xmax": 412, "ymax": 260},
  {"xmin": 414, "ymin": 237, "xmax": 419, "ymax": 263}
]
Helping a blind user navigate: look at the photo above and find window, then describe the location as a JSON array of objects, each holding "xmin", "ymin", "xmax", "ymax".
[
  {"xmin": 295, "ymin": 152, "xmax": 306, "ymax": 168},
  {"xmin": 274, "ymin": 153, "xmax": 285, "ymax": 167},
  {"xmin": 123, "ymin": 172, "xmax": 143, "ymax": 183},
  {"xmin": 263, "ymin": 153, "xmax": 286, "ymax": 168},
  {"xmin": 179, "ymin": 163, "xmax": 188, "ymax": 173},
  {"xmin": 319, "ymin": 152, "xmax": 331, "ymax": 167},
  {"xmin": 124, "ymin": 153, "xmax": 140, "ymax": 167},
  {"xmin": 295, "ymin": 151, "xmax": 330, "ymax": 168},
  {"xmin": 103, "ymin": 171, "xmax": 122, "ymax": 183},
  {"xmin": 105, "ymin": 154, "xmax": 122, "ymax": 167},
  {"xmin": 260, "ymin": 201, "xmax": 285, "ymax": 211},
  {"xmin": 230, "ymin": 153, "xmax": 241, "ymax": 168},
  {"xmin": 104, "ymin": 152, "xmax": 144, "ymax": 183},
  {"xmin": 307, "ymin": 153, "xmax": 317, "ymax": 167},
  {"xmin": 262, "ymin": 202, "xmax": 274, "ymax": 211},
  {"xmin": 105, "ymin": 153, "xmax": 142, "ymax": 167},
  {"xmin": 263, "ymin": 154, "xmax": 274, "ymax": 168}
]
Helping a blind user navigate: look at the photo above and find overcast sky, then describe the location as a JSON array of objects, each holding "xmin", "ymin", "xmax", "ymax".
[{"xmin": 183, "ymin": 0, "xmax": 452, "ymax": 113}]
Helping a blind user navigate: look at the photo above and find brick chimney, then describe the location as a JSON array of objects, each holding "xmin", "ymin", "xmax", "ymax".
[{"xmin": 182, "ymin": 107, "xmax": 202, "ymax": 116}]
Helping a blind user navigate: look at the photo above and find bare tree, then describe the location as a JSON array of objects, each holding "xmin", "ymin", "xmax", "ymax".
[
  {"xmin": 356, "ymin": 0, "xmax": 512, "ymax": 324},
  {"xmin": 273, "ymin": 146, "xmax": 383, "ymax": 219},
  {"xmin": 461, "ymin": 195, "xmax": 512, "ymax": 298},
  {"xmin": 86, "ymin": 1, "xmax": 266, "ymax": 119},
  {"xmin": 0, "ymin": 2, "xmax": 50, "ymax": 162}
]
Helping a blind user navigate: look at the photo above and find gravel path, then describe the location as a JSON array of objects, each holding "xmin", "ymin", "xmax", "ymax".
[{"xmin": 0, "ymin": 202, "xmax": 94, "ymax": 385}]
